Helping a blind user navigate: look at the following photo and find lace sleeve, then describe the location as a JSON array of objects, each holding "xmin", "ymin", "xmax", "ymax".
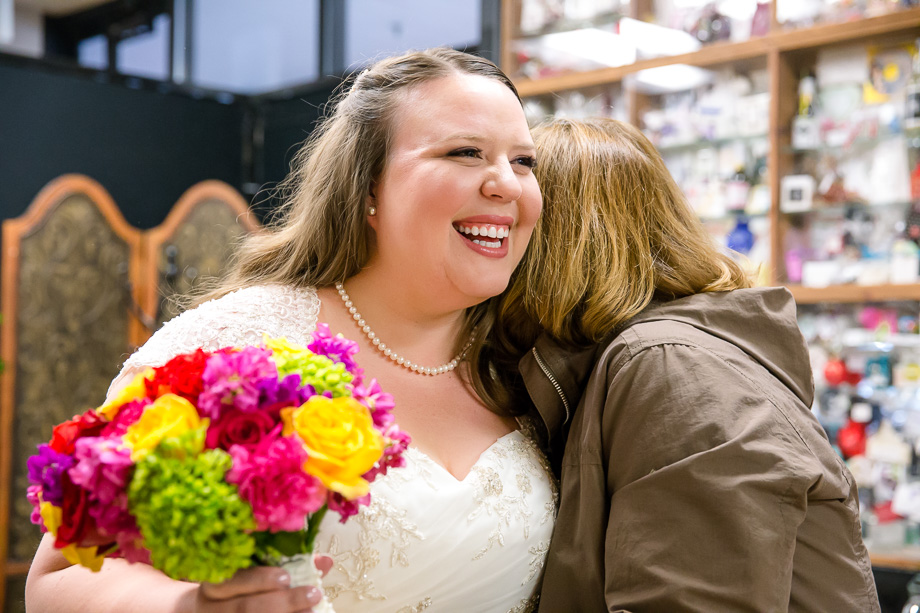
[{"xmin": 107, "ymin": 284, "xmax": 320, "ymax": 397}]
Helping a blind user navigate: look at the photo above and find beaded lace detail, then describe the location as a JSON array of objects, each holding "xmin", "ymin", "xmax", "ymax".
[
  {"xmin": 315, "ymin": 430, "xmax": 557, "ymax": 613},
  {"xmin": 110, "ymin": 285, "xmax": 320, "ymax": 394}
]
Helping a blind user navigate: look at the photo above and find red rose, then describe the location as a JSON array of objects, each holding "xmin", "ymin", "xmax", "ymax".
[
  {"xmin": 205, "ymin": 408, "xmax": 277, "ymax": 451},
  {"xmin": 145, "ymin": 348, "xmax": 211, "ymax": 402},
  {"xmin": 55, "ymin": 472, "xmax": 94, "ymax": 547},
  {"xmin": 49, "ymin": 410, "xmax": 107, "ymax": 454}
]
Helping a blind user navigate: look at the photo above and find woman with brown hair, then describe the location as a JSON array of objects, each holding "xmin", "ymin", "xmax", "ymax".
[
  {"xmin": 26, "ymin": 48, "xmax": 553, "ymax": 613},
  {"xmin": 496, "ymin": 117, "xmax": 879, "ymax": 612}
]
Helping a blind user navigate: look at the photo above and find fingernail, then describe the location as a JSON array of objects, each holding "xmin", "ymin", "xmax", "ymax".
[
  {"xmin": 303, "ymin": 586, "xmax": 321, "ymax": 606},
  {"xmin": 277, "ymin": 572, "xmax": 291, "ymax": 586}
]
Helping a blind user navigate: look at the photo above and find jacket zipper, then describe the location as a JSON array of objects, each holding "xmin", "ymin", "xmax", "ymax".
[{"xmin": 531, "ymin": 347, "xmax": 571, "ymax": 424}]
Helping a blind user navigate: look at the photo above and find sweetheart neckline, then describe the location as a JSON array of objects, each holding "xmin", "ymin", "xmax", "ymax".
[{"xmin": 405, "ymin": 430, "xmax": 523, "ymax": 482}]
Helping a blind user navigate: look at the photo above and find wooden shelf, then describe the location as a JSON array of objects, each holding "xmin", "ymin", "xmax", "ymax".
[
  {"xmin": 870, "ymin": 549, "xmax": 920, "ymax": 572},
  {"xmin": 512, "ymin": 7, "xmax": 920, "ymax": 97},
  {"xmin": 788, "ymin": 284, "xmax": 920, "ymax": 304}
]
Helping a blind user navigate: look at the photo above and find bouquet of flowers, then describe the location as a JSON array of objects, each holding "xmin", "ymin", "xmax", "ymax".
[{"xmin": 26, "ymin": 324, "xmax": 409, "ymax": 612}]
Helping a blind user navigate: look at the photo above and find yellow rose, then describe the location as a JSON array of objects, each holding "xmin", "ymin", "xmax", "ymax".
[
  {"xmin": 281, "ymin": 396, "xmax": 384, "ymax": 499},
  {"xmin": 123, "ymin": 393, "xmax": 207, "ymax": 460},
  {"xmin": 39, "ymin": 502, "xmax": 105, "ymax": 572},
  {"xmin": 98, "ymin": 369, "xmax": 153, "ymax": 420}
]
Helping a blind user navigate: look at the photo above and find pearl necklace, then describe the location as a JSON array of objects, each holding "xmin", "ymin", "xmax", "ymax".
[{"xmin": 335, "ymin": 282, "xmax": 473, "ymax": 376}]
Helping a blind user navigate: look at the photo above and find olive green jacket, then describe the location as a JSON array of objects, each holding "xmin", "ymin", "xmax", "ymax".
[{"xmin": 520, "ymin": 287, "xmax": 880, "ymax": 612}]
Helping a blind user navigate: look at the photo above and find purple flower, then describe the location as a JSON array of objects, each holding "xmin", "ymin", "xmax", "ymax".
[
  {"xmin": 352, "ymin": 378, "xmax": 396, "ymax": 429},
  {"xmin": 198, "ymin": 346, "xmax": 278, "ymax": 420},
  {"xmin": 308, "ymin": 323, "xmax": 364, "ymax": 383},
  {"xmin": 27, "ymin": 444, "xmax": 75, "ymax": 506},
  {"xmin": 257, "ymin": 373, "xmax": 315, "ymax": 413}
]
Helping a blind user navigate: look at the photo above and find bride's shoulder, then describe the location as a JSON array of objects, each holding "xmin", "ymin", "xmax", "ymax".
[{"xmin": 119, "ymin": 283, "xmax": 319, "ymax": 373}]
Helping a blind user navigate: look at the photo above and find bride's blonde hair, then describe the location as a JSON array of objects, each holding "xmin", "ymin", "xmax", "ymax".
[{"xmin": 202, "ymin": 48, "xmax": 523, "ymax": 414}]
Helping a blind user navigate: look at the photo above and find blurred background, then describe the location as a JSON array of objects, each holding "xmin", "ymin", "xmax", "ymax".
[{"xmin": 3, "ymin": 1, "xmax": 920, "ymax": 611}]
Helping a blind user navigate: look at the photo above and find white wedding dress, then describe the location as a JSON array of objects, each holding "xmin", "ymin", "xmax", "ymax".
[{"xmin": 112, "ymin": 284, "xmax": 557, "ymax": 613}]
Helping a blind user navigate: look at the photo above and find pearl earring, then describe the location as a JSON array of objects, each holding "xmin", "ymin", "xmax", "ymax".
[{"xmin": 368, "ymin": 206, "xmax": 377, "ymax": 216}]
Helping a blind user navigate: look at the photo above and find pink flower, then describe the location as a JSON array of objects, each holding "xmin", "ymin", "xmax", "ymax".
[
  {"xmin": 27, "ymin": 485, "xmax": 43, "ymax": 528},
  {"xmin": 352, "ymin": 378, "xmax": 396, "ymax": 429},
  {"xmin": 68, "ymin": 437, "xmax": 139, "ymax": 539},
  {"xmin": 364, "ymin": 426, "xmax": 411, "ymax": 483},
  {"xmin": 226, "ymin": 429, "xmax": 326, "ymax": 532},
  {"xmin": 69, "ymin": 437, "xmax": 133, "ymax": 507},
  {"xmin": 100, "ymin": 399, "xmax": 149, "ymax": 438},
  {"xmin": 198, "ymin": 347, "xmax": 278, "ymax": 420},
  {"xmin": 327, "ymin": 492, "xmax": 371, "ymax": 523}
]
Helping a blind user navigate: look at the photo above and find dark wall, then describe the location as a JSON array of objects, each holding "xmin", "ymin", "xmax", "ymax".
[
  {"xmin": 250, "ymin": 80, "xmax": 340, "ymax": 221},
  {"xmin": 0, "ymin": 57, "xmax": 246, "ymax": 229}
]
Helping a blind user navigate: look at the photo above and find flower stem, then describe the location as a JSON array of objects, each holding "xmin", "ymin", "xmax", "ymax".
[{"xmin": 304, "ymin": 505, "xmax": 328, "ymax": 553}]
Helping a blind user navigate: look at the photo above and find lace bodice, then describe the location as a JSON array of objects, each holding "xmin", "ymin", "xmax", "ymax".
[{"xmin": 111, "ymin": 284, "xmax": 557, "ymax": 612}]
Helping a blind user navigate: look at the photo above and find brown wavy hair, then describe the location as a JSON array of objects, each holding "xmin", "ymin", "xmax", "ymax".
[
  {"xmin": 489, "ymin": 118, "xmax": 752, "ymax": 406},
  {"xmin": 201, "ymin": 48, "xmax": 523, "ymax": 415}
]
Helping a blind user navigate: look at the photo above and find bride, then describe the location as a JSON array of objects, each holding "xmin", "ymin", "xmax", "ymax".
[{"xmin": 25, "ymin": 48, "xmax": 554, "ymax": 613}]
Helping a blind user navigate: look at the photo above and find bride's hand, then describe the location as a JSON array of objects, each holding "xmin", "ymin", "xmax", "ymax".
[{"xmin": 191, "ymin": 557, "xmax": 332, "ymax": 613}]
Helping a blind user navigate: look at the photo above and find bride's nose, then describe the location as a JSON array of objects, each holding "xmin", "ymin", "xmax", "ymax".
[{"xmin": 481, "ymin": 162, "xmax": 523, "ymax": 203}]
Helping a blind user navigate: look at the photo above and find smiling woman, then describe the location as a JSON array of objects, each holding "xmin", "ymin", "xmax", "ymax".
[{"xmin": 26, "ymin": 48, "xmax": 554, "ymax": 613}]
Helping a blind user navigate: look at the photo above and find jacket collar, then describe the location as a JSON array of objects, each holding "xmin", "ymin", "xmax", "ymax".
[{"xmin": 518, "ymin": 334, "xmax": 600, "ymax": 443}]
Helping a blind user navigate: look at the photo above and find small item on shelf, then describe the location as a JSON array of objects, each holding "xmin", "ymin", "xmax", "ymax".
[
  {"xmin": 726, "ymin": 216, "xmax": 754, "ymax": 256},
  {"xmin": 864, "ymin": 44, "xmax": 914, "ymax": 104},
  {"xmin": 725, "ymin": 166, "xmax": 750, "ymax": 211},
  {"xmin": 890, "ymin": 238, "xmax": 920, "ymax": 284},
  {"xmin": 906, "ymin": 39, "xmax": 920, "ymax": 131},
  {"xmin": 780, "ymin": 174, "xmax": 816, "ymax": 212},
  {"xmin": 838, "ymin": 416, "xmax": 869, "ymax": 459},
  {"xmin": 792, "ymin": 116, "xmax": 822, "ymax": 150},
  {"xmin": 798, "ymin": 73, "xmax": 818, "ymax": 117}
]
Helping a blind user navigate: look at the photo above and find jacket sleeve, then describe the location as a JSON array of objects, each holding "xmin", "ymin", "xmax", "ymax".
[{"xmin": 599, "ymin": 342, "xmax": 847, "ymax": 613}]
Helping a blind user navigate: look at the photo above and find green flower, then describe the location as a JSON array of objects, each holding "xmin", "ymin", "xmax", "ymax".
[
  {"xmin": 266, "ymin": 338, "xmax": 353, "ymax": 397},
  {"xmin": 128, "ymin": 428, "xmax": 256, "ymax": 583}
]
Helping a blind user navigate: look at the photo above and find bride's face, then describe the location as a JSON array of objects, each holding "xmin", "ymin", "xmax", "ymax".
[{"xmin": 365, "ymin": 73, "xmax": 542, "ymax": 309}]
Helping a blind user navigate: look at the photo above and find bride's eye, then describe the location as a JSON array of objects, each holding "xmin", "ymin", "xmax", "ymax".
[
  {"xmin": 514, "ymin": 156, "xmax": 538, "ymax": 169},
  {"xmin": 448, "ymin": 147, "xmax": 482, "ymax": 159}
]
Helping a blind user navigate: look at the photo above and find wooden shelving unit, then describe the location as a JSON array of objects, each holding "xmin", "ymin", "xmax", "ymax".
[{"xmin": 503, "ymin": 4, "xmax": 920, "ymax": 300}]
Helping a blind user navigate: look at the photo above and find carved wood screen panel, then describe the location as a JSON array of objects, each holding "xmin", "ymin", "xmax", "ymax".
[
  {"xmin": 142, "ymin": 180, "xmax": 260, "ymax": 334},
  {"xmin": 0, "ymin": 175, "xmax": 144, "ymax": 609},
  {"xmin": 0, "ymin": 176, "xmax": 259, "ymax": 611}
]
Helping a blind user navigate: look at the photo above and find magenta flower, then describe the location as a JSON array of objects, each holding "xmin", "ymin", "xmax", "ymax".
[
  {"xmin": 27, "ymin": 485, "xmax": 43, "ymax": 527},
  {"xmin": 327, "ymin": 491, "xmax": 371, "ymax": 523},
  {"xmin": 27, "ymin": 444, "xmax": 74, "ymax": 506},
  {"xmin": 100, "ymin": 399, "xmax": 149, "ymax": 438},
  {"xmin": 69, "ymin": 437, "xmax": 133, "ymax": 506},
  {"xmin": 364, "ymin": 426, "xmax": 411, "ymax": 482},
  {"xmin": 352, "ymin": 378, "xmax": 396, "ymax": 429},
  {"xmin": 198, "ymin": 347, "xmax": 278, "ymax": 419},
  {"xmin": 226, "ymin": 429, "xmax": 326, "ymax": 532},
  {"xmin": 308, "ymin": 323, "xmax": 363, "ymax": 383}
]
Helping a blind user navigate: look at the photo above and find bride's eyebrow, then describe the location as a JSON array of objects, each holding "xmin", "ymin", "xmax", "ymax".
[{"xmin": 437, "ymin": 134, "xmax": 535, "ymax": 151}]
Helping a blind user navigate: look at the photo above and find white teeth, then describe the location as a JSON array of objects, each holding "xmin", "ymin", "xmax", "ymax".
[
  {"xmin": 472, "ymin": 239, "xmax": 501, "ymax": 248},
  {"xmin": 456, "ymin": 224, "xmax": 511, "ymax": 239}
]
